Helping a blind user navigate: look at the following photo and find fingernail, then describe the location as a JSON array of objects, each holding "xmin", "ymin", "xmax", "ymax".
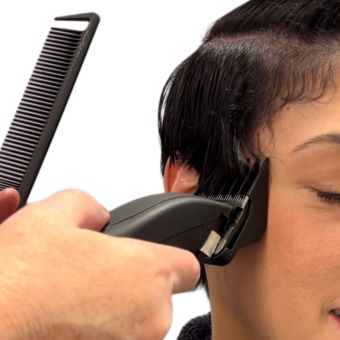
[{"xmin": 100, "ymin": 206, "xmax": 111, "ymax": 223}]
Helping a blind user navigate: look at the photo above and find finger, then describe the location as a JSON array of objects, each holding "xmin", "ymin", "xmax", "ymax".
[
  {"xmin": 162, "ymin": 245, "xmax": 201, "ymax": 294},
  {"xmin": 0, "ymin": 189, "xmax": 20, "ymax": 223},
  {"xmin": 23, "ymin": 189, "xmax": 110, "ymax": 231}
]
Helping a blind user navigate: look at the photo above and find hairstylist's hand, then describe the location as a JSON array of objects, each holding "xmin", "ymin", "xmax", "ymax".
[
  {"xmin": 0, "ymin": 188, "xmax": 20, "ymax": 223},
  {"xmin": 0, "ymin": 189, "xmax": 200, "ymax": 340}
]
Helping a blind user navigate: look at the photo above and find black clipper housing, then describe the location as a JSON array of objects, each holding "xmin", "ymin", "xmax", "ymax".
[{"xmin": 103, "ymin": 160, "xmax": 269, "ymax": 266}]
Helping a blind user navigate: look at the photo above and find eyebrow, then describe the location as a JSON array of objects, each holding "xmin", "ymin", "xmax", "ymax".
[{"xmin": 292, "ymin": 133, "xmax": 340, "ymax": 153}]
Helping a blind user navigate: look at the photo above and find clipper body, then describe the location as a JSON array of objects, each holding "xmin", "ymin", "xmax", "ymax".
[
  {"xmin": 104, "ymin": 193, "xmax": 234, "ymax": 257},
  {"xmin": 103, "ymin": 160, "xmax": 269, "ymax": 266}
]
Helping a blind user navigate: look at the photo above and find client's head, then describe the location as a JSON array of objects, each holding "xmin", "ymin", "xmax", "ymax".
[{"xmin": 159, "ymin": 0, "xmax": 340, "ymax": 338}]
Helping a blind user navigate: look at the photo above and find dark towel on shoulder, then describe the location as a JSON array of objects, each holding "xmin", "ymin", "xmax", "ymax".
[{"xmin": 177, "ymin": 313, "xmax": 211, "ymax": 340}]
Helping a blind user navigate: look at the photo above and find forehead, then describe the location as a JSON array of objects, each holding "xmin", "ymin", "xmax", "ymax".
[{"xmin": 260, "ymin": 88, "xmax": 340, "ymax": 157}]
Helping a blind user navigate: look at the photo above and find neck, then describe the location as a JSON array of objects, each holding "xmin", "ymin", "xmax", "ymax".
[
  {"xmin": 210, "ymin": 304, "xmax": 252, "ymax": 340},
  {"xmin": 209, "ymin": 287, "xmax": 252, "ymax": 340}
]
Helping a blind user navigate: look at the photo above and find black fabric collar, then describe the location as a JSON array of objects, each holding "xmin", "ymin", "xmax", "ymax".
[{"xmin": 177, "ymin": 313, "xmax": 211, "ymax": 340}]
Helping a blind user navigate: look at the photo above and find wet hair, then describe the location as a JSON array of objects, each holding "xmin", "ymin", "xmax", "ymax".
[{"xmin": 158, "ymin": 0, "xmax": 340, "ymax": 286}]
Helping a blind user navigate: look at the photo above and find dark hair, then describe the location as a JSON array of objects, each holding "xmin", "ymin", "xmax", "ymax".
[{"xmin": 158, "ymin": 0, "xmax": 340, "ymax": 286}]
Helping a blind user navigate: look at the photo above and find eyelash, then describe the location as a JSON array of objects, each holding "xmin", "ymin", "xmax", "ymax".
[{"xmin": 311, "ymin": 189, "xmax": 340, "ymax": 205}]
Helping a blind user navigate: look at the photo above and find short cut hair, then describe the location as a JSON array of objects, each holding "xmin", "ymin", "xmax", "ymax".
[
  {"xmin": 159, "ymin": 0, "xmax": 340, "ymax": 192},
  {"xmin": 158, "ymin": 0, "xmax": 340, "ymax": 285}
]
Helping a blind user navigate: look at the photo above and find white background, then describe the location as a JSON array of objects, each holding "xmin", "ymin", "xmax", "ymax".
[{"xmin": 0, "ymin": 1, "xmax": 246, "ymax": 338}]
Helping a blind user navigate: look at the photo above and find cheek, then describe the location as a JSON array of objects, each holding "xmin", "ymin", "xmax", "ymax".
[
  {"xmin": 229, "ymin": 181, "xmax": 340, "ymax": 336},
  {"xmin": 258, "ymin": 181, "xmax": 340, "ymax": 336},
  {"xmin": 267, "ymin": 184, "xmax": 340, "ymax": 291}
]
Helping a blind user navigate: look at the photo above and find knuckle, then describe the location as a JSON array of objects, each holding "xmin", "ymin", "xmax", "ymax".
[
  {"xmin": 58, "ymin": 188, "xmax": 89, "ymax": 200},
  {"xmin": 49, "ymin": 188, "xmax": 98, "ymax": 210}
]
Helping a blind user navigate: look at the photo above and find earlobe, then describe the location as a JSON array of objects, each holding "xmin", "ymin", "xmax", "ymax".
[{"xmin": 163, "ymin": 158, "xmax": 199, "ymax": 194}]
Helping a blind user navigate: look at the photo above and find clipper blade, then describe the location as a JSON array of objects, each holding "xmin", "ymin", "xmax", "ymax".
[{"xmin": 199, "ymin": 194, "xmax": 248, "ymax": 206}]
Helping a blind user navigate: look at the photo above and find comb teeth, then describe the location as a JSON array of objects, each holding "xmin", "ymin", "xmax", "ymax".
[
  {"xmin": 0, "ymin": 13, "xmax": 99, "ymax": 207},
  {"xmin": 0, "ymin": 28, "xmax": 82, "ymax": 191}
]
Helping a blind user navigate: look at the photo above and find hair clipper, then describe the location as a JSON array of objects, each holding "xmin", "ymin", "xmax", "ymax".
[{"xmin": 102, "ymin": 160, "xmax": 269, "ymax": 265}]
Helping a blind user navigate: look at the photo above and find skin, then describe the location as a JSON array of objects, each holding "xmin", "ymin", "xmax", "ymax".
[
  {"xmin": 0, "ymin": 189, "xmax": 200, "ymax": 339},
  {"xmin": 0, "ymin": 188, "xmax": 20, "ymax": 223},
  {"xmin": 165, "ymin": 80, "xmax": 340, "ymax": 339}
]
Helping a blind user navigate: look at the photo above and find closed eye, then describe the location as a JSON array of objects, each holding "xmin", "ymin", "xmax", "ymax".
[{"xmin": 310, "ymin": 188, "xmax": 340, "ymax": 205}]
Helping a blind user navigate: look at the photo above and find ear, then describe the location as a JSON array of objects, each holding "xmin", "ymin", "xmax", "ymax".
[{"xmin": 163, "ymin": 158, "xmax": 199, "ymax": 194}]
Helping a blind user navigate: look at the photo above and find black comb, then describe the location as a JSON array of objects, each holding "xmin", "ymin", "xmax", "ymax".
[{"xmin": 0, "ymin": 13, "xmax": 99, "ymax": 207}]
